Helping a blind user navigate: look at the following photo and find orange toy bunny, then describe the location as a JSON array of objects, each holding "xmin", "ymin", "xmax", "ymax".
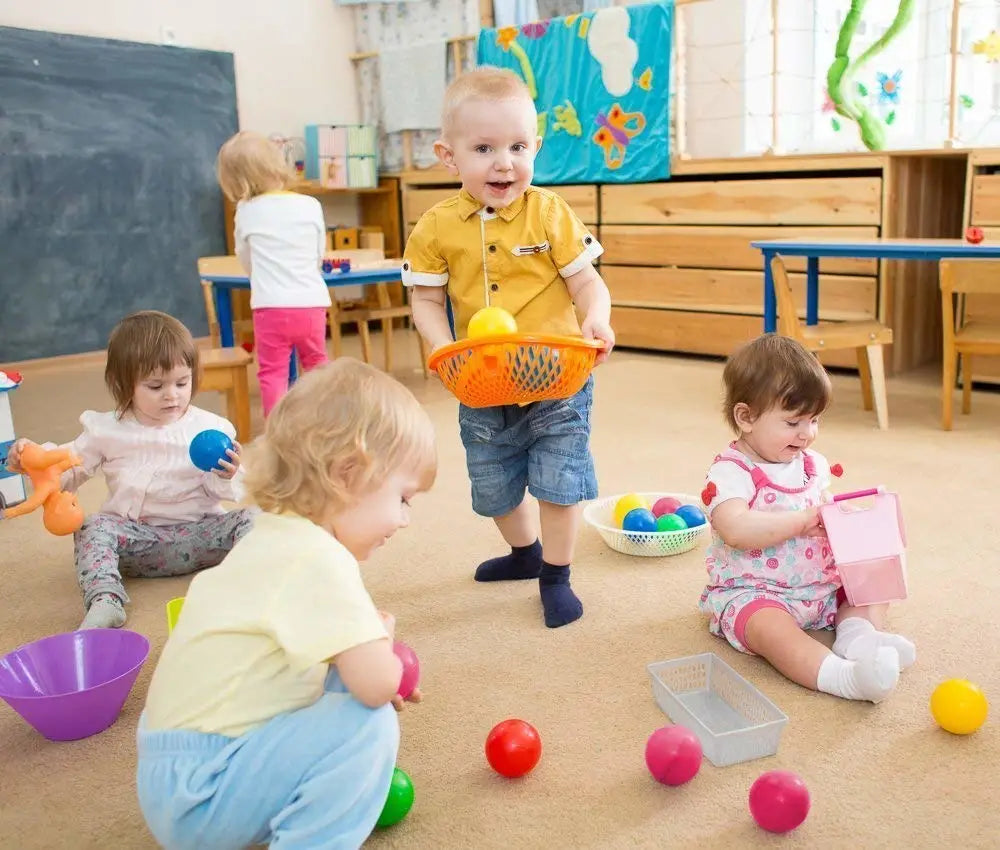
[{"xmin": 2, "ymin": 443, "xmax": 85, "ymax": 535}]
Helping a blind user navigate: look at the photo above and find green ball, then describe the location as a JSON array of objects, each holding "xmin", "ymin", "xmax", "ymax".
[
  {"xmin": 656, "ymin": 513, "xmax": 688, "ymax": 532},
  {"xmin": 377, "ymin": 767, "xmax": 414, "ymax": 828}
]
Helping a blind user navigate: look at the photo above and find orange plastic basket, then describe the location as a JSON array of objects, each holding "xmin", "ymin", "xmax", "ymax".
[{"xmin": 428, "ymin": 334, "xmax": 604, "ymax": 407}]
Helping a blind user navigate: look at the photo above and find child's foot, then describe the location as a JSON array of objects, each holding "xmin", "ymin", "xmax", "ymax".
[
  {"xmin": 80, "ymin": 594, "xmax": 126, "ymax": 629},
  {"xmin": 539, "ymin": 563, "xmax": 582, "ymax": 628},
  {"xmin": 817, "ymin": 646, "xmax": 900, "ymax": 703},
  {"xmin": 832, "ymin": 616, "xmax": 916, "ymax": 669},
  {"xmin": 475, "ymin": 540, "xmax": 542, "ymax": 582}
]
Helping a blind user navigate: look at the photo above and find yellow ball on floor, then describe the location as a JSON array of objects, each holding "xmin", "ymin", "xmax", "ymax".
[
  {"xmin": 930, "ymin": 679, "xmax": 988, "ymax": 735},
  {"xmin": 468, "ymin": 306, "xmax": 517, "ymax": 338},
  {"xmin": 613, "ymin": 493, "xmax": 648, "ymax": 528}
]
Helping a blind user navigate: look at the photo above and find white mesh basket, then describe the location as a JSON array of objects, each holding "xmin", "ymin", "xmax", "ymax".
[
  {"xmin": 648, "ymin": 653, "xmax": 788, "ymax": 766},
  {"xmin": 582, "ymin": 492, "xmax": 709, "ymax": 557}
]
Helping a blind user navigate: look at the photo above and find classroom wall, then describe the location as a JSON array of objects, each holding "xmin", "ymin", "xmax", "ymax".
[{"xmin": 1, "ymin": 0, "xmax": 359, "ymax": 137}]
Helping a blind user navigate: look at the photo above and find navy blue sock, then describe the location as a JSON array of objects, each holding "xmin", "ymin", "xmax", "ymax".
[
  {"xmin": 475, "ymin": 540, "xmax": 543, "ymax": 582},
  {"xmin": 539, "ymin": 562, "xmax": 583, "ymax": 628}
]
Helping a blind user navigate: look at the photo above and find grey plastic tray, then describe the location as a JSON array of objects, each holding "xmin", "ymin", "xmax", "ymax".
[{"xmin": 647, "ymin": 652, "xmax": 788, "ymax": 767}]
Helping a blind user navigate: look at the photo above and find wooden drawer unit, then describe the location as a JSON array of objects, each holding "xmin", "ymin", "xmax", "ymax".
[
  {"xmin": 611, "ymin": 306, "xmax": 856, "ymax": 368},
  {"xmin": 603, "ymin": 266, "xmax": 877, "ymax": 321},
  {"xmin": 970, "ymin": 175, "xmax": 1000, "ymax": 226},
  {"xmin": 965, "ymin": 152, "xmax": 1000, "ymax": 382},
  {"xmin": 599, "ymin": 225, "xmax": 879, "ymax": 275},
  {"xmin": 404, "ymin": 187, "xmax": 457, "ymax": 225},
  {"xmin": 601, "ymin": 177, "xmax": 882, "ymax": 226}
]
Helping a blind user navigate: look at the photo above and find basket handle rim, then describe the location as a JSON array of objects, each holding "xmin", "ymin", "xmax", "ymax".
[{"xmin": 427, "ymin": 334, "xmax": 605, "ymax": 371}]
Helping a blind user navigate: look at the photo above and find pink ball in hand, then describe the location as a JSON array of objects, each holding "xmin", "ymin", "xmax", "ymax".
[
  {"xmin": 393, "ymin": 641, "xmax": 420, "ymax": 699},
  {"xmin": 644, "ymin": 725, "xmax": 702, "ymax": 786},
  {"xmin": 652, "ymin": 497, "xmax": 682, "ymax": 518}
]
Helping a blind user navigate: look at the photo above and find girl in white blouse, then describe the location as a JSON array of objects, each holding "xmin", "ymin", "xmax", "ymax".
[{"xmin": 5, "ymin": 311, "xmax": 255, "ymax": 629}]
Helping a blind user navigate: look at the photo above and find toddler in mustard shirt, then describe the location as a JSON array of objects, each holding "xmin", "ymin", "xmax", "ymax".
[
  {"xmin": 136, "ymin": 359, "xmax": 435, "ymax": 849},
  {"xmin": 403, "ymin": 67, "xmax": 614, "ymax": 628}
]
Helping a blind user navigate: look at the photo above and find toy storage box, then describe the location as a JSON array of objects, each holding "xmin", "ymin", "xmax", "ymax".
[
  {"xmin": 819, "ymin": 489, "xmax": 908, "ymax": 606},
  {"xmin": 304, "ymin": 124, "xmax": 378, "ymax": 188}
]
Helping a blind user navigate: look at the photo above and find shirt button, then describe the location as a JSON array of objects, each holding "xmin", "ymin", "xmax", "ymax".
[
  {"xmin": 486, "ymin": 206, "xmax": 495, "ymax": 214},
  {"xmin": 488, "ymin": 245, "xmax": 497, "ymax": 253},
  {"xmin": 491, "ymin": 283, "xmax": 499, "ymax": 292}
]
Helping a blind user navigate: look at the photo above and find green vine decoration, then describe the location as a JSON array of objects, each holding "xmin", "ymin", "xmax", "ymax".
[
  {"xmin": 826, "ymin": 0, "xmax": 915, "ymax": 150},
  {"xmin": 509, "ymin": 42, "xmax": 538, "ymax": 100}
]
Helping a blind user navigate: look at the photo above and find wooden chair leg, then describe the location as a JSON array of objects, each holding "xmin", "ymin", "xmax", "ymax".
[
  {"xmin": 962, "ymin": 354, "xmax": 972, "ymax": 415},
  {"xmin": 382, "ymin": 318, "xmax": 393, "ymax": 372},
  {"xmin": 328, "ymin": 304, "xmax": 343, "ymax": 359},
  {"xmin": 865, "ymin": 344, "xmax": 889, "ymax": 430},
  {"xmin": 855, "ymin": 346, "xmax": 873, "ymax": 411},
  {"xmin": 358, "ymin": 319, "xmax": 373, "ymax": 364},
  {"xmin": 942, "ymin": 343, "xmax": 956, "ymax": 430},
  {"xmin": 229, "ymin": 367, "xmax": 252, "ymax": 443}
]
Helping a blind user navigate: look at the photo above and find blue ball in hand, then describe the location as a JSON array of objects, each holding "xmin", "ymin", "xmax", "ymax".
[
  {"xmin": 674, "ymin": 504, "xmax": 707, "ymax": 528},
  {"xmin": 189, "ymin": 429, "xmax": 233, "ymax": 472},
  {"xmin": 622, "ymin": 507, "xmax": 658, "ymax": 532}
]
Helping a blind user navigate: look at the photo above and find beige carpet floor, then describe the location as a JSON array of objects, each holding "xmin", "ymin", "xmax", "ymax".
[{"xmin": 0, "ymin": 333, "xmax": 998, "ymax": 849}]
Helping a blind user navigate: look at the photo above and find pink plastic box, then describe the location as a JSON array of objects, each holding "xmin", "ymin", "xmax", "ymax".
[{"xmin": 819, "ymin": 487, "xmax": 908, "ymax": 606}]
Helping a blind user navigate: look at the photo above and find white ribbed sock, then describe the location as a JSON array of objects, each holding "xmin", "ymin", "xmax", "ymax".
[
  {"xmin": 816, "ymin": 647, "xmax": 900, "ymax": 703},
  {"xmin": 832, "ymin": 616, "xmax": 916, "ymax": 669},
  {"xmin": 80, "ymin": 594, "xmax": 126, "ymax": 629}
]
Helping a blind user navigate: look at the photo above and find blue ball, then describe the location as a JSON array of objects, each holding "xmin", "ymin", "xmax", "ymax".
[
  {"xmin": 674, "ymin": 504, "xmax": 706, "ymax": 528},
  {"xmin": 189, "ymin": 429, "xmax": 233, "ymax": 472},
  {"xmin": 622, "ymin": 507, "xmax": 658, "ymax": 532}
]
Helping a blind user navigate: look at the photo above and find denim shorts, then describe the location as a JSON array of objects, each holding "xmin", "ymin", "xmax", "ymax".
[{"xmin": 458, "ymin": 376, "xmax": 598, "ymax": 517}]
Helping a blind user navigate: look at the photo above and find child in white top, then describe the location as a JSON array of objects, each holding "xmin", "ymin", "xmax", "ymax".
[
  {"xmin": 699, "ymin": 334, "xmax": 915, "ymax": 703},
  {"xmin": 5, "ymin": 311, "xmax": 254, "ymax": 629},
  {"xmin": 136, "ymin": 358, "xmax": 436, "ymax": 850},
  {"xmin": 216, "ymin": 131, "xmax": 331, "ymax": 416}
]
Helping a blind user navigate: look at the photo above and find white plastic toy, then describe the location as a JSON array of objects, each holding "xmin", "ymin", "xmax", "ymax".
[
  {"xmin": 819, "ymin": 486, "xmax": 907, "ymax": 606},
  {"xmin": 0, "ymin": 370, "xmax": 27, "ymax": 512}
]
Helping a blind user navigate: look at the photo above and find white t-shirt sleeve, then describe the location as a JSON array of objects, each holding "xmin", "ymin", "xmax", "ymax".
[
  {"xmin": 809, "ymin": 450, "xmax": 833, "ymax": 496},
  {"xmin": 703, "ymin": 460, "xmax": 757, "ymax": 518},
  {"xmin": 234, "ymin": 203, "xmax": 252, "ymax": 275},
  {"xmin": 313, "ymin": 200, "xmax": 326, "ymax": 262}
]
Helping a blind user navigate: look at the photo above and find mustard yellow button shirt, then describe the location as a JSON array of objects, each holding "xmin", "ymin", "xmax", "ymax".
[{"xmin": 402, "ymin": 186, "xmax": 603, "ymax": 340}]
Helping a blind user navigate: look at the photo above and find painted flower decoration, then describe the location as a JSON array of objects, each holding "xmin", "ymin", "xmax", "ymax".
[
  {"xmin": 521, "ymin": 21, "xmax": 549, "ymax": 39},
  {"xmin": 496, "ymin": 27, "xmax": 519, "ymax": 51},
  {"xmin": 821, "ymin": 89, "xmax": 836, "ymax": 113},
  {"xmin": 877, "ymin": 70, "xmax": 902, "ymax": 103}
]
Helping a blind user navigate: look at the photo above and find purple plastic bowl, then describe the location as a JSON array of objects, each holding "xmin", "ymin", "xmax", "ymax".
[{"xmin": 0, "ymin": 629, "xmax": 150, "ymax": 741}]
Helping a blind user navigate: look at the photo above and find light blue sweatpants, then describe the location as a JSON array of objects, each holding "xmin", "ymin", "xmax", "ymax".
[{"xmin": 136, "ymin": 669, "xmax": 399, "ymax": 850}]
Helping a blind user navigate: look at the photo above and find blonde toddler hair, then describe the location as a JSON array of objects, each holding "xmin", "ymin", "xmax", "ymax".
[
  {"xmin": 440, "ymin": 66, "xmax": 534, "ymax": 138},
  {"xmin": 105, "ymin": 311, "xmax": 199, "ymax": 417},
  {"xmin": 244, "ymin": 358, "xmax": 437, "ymax": 520},
  {"xmin": 722, "ymin": 334, "xmax": 832, "ymax": 432},
  {"xmin": 216, "ymin": 131, "xmax": 294, "ymax": 203}
]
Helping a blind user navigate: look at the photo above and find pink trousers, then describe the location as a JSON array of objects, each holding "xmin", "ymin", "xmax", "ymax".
[{"xmin": 252, "ymin": 307, "xmax": 329, "ymax": 415}]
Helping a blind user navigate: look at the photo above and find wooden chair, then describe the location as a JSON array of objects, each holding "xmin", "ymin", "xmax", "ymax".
[
  {"xmin": 939, "ymin": 259, "xmax": 1000, "ymax": 430},
  {"xmin": 328, "ymin": 283, "xmax": 429, "ymax": 378},
  {"xmin": 197, "ymin": 256, "xmax": 254, "ymax": 348},
  {"xmin": 197, "ymin": 265, "xmax": 253, "ymax": 443},
  {"xmin": 770, "ymin": 255, "xmax": 893, "ymax": 430}
]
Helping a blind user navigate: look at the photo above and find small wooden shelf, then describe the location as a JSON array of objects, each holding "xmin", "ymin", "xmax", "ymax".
[{"xmin": 290, "ymin": 180, "xmax": 392, "ymax": 197}]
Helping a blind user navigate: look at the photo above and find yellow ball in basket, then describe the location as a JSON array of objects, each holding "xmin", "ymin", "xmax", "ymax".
[
  {"xmin": 613, "ymin": 493, "xmax": 648, "ymax": 527},
  {"xmin": 468, "ymin": 306, "xmax": 517, "ymax": 338}
]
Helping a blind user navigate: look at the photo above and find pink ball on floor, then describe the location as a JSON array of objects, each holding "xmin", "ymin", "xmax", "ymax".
[
  {"xmin": 393, "ymin": 641, "xmax": 420, "ymax": 700},
  {"xmin": 749, "ymin": 770, "xmax": 810, "ymax": 833},
  {"xmin": 652, "ymin": 497, "xmax": 683, "ymax": 518},
  {"xmin": 644, "ymin": 725, "xmax": 702, "ymax": 786}
]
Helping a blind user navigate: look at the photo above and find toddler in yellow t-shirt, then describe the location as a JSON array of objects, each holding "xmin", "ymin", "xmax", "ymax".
[{"xmin": 136, "ymin": 358, "xmax": 436, "ymax": 850}]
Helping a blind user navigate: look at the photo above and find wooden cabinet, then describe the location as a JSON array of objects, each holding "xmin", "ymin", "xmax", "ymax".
[{"xmin": 962, "ymin": 150, "xmax": 1000, "ymax": 383}]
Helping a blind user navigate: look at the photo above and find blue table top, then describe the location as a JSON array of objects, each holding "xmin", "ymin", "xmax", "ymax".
[
  {"xmin": 202, "ymin": 266, "xmax": 403, "ymax": 288},
  {"xmin": 751, "ymin": 237, "xmax": 1000, "ymax": 259}
]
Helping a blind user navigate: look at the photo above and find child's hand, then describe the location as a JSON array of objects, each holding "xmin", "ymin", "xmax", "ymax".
[
  {"xmin": 581, "ymin": 315, "xmax": 615, "ymax": 364},
  {"xmin": 213, "ymin": 441, "xmax": 242, "ymax": 479},
  {"xmin": 801, "ymin": 507, "xmax": 826, "ymax": 538},
  {"xmin": 4, "ymin": 438, "xmax": 33, "ymax": 474},
  {"xmin": 392, "ymin": 685, "xmax": 423, "ymax": 712}
]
